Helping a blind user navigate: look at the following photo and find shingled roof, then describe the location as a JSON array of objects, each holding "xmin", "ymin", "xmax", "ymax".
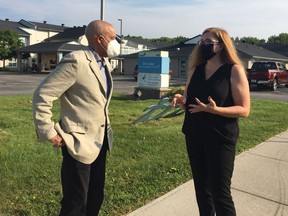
[
  {"xmin": 0, "ymin": 19, "xmax": 30, "ymax": 36},
  {"xmin": 16, "ymin": 41, "xmax": 86, "ymax": 53},
  {"xmin": 123, "ymin": 40, "xmax": 288, "ymax": 63},
  {"xmin": 261, "ymin": 44, "xmax": 288, "ymax": 57},
  {"xmin": 123, "ymin": 36, "xmax": 175, "ymax": 49},
  {"xmin": 45, "ymin": 26, "xmax": 86, "ymax": 42},
  {"xmin": 18, "ymin": 19, "xmax": 68, "ymax": 32},
  {"xmin": 0, "ymin": 18, "xmax": 68, "ymax": 37},
  {"xmin": 235, "ymin": 42, "xmax": 288, "ymax": 61}
]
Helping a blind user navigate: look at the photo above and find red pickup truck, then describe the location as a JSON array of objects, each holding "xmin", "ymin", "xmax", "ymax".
[{"xmin": 247, "ymin": 61, "xmax": 288, "ymax": 91}]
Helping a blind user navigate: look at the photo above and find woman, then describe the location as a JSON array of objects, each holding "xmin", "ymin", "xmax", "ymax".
[{"xmin": 172, "ymin": 27, "xmax": 250, "ymax": 216}]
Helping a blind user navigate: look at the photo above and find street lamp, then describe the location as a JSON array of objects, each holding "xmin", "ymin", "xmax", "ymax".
[{"xmin": 118, "ymin": 18, "xmax": 123, "ymax": 74}]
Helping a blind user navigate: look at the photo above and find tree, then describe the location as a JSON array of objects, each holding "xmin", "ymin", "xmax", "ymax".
[
  {"xmin": 267, "ymin": 33, "xmax": 288, "ymax": 44},
  {"xmin": 146, "ymin": 36, "xmax": 188, "ymax": 43},
  {"xmin": 234, "ymin": 36, "xmax": 266, "ymax": 45},
  {"xmin": 233, "ymin": 33, "xmax": 288, "ymax": 45},
  {"xmin": 0, "ymin": 30, "xmax": 23, "ymax": 69}
]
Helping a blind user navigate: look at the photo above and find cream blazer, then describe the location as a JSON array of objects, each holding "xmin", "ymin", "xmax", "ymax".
[{"xmin": 33, "ymin": 47, "xmax": 113, "ymax": 164}]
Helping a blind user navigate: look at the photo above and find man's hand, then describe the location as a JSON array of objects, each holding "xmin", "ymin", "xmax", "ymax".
[{"xmin": 49, "ymin": 134, "xmax": 64, "ymax": 148}]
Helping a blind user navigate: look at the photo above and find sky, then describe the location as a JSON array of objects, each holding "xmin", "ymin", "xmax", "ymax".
[{"xmin": 1, "ymin": 0, "xmax": 288, "ymax": 40}]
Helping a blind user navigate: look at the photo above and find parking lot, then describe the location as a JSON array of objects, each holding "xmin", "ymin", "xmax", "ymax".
[
  {"xmin": 0, "ymin": 72, "xmax": 186, "ymax": 96},
  {"xmin": 0, "ymin": 72, "xmax": 288, "ymax": 102}
]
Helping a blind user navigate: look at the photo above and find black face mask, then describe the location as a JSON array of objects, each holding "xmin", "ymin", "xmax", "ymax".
[{"xmin": 201, "ymin": 44, "xmax": 216, "ymax": 60}]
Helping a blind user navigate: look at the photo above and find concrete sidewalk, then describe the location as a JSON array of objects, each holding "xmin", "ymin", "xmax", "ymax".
[{"xmin": 127, "ymin": 130, "xmax": 288, "ymax": 216}]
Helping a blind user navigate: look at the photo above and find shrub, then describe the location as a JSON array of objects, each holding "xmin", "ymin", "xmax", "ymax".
[{"xmin": 166, "ymin": 86, "xmax": 185, "ymax": 98}]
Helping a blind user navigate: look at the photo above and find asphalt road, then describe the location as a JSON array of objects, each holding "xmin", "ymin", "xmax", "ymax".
[{"xmin": 1, "ymin": 72, "xmax": 288, "ymax": 102}]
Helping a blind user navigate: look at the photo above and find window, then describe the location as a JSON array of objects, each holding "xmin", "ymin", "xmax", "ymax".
[{"xmin": 278, "ymin": 63, "xmax": 285, "ymax": 70}]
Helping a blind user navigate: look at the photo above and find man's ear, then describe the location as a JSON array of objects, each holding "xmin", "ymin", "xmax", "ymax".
[{"xmin": 95, "ymin": 35, "xmax": 103, "ymax": 43}]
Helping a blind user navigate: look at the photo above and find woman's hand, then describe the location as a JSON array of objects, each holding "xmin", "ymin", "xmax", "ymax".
[
  {"xmin": 171, "ymin": 94, "xmax": 186, "ymax": 109},
  {"xmin": 188, "ymin": 96, "xmax": 217, "ymax": 113}
]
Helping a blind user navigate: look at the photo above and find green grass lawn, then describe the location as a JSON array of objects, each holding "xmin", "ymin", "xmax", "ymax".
[{"xmin": 0, "ymin": 94, "xmax": 287, "ymax": 216}]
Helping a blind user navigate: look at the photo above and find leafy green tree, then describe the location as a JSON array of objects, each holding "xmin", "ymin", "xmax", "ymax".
[
  {"xmin": 234, "ymin": 33, "xmax": 288, "ymax": 45},
  {"xmin": 146, "ymin": 36, "xmax": 188, "ymax": 43},
  {"xmin": 267, "ymin": 33, "xmax": 288, "ymax": 44},
  {"xmin": 0, "ymin": 30, "xmax": 23, "ymax": 69},
  {"xmin": 173, "ymin": 36, "xmax": 189, "ymax": 43},
  {"xmin": 234, "ymin": 36, "xmax": 266, "ymax": 45}
]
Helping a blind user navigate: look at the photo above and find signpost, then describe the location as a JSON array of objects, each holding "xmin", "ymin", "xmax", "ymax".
[{"xmin": 134, "ymin": 51, "xmax": 170, "ymax": 99}]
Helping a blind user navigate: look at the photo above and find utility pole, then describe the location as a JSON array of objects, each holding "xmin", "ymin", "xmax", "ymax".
[
  {"xmin": 118, "ymin": 18, "xmax": 123, "ymax": 74},
  {"xmin": 100, "ymin": 0, "xmax": 105, "ymax": 20}
]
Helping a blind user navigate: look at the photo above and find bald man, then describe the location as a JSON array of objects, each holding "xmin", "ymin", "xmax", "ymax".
[{"xmin": 33, "ymin": 20, "xmax": 120, "ymax": 216}]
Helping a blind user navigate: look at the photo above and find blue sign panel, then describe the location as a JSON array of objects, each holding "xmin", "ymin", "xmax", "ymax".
[{"xmin": 138, "ymin": 57, "xmax": 169, "ymax": 74}]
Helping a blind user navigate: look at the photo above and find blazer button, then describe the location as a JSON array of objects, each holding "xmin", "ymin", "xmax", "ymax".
[{"xmin": 101, "ymin": 124, "xmax": 105, "ymax": 127}]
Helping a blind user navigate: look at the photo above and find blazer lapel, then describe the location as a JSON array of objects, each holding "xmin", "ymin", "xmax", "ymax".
[{"xmin": 85, "ymin": 50, "xmax": 106, "ymax": 96}]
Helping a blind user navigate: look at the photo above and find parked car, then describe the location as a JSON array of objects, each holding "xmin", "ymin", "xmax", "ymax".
[
  {"xmin": 247, "ymin": 61, "xmax": 288, "ymax": 91},
  {"xmin": 133, "ymin": 64, "xmax": 172, "ymax": 81}
]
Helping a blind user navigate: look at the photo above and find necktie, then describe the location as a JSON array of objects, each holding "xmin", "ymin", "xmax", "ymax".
[
  {"xmin": 97, "ymin": 59, "xmax": 111, "ymax": 98},
  {"xmin": 89, "ymin": 47, "xmax": 110, "ymax": 98}
]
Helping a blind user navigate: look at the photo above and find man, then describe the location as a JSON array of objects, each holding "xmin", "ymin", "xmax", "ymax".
[{"xmin": 33, "ymin": 20, "xmax": 120, "ymax": 216}]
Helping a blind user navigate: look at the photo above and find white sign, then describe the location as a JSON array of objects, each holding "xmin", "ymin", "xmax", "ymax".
[{"xmin": 137, "ymin": 73, "xmax": 170, "ymax": 89}]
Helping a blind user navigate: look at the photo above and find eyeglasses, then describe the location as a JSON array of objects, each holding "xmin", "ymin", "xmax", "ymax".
[{"xmin": 198, "ymin": 39, "xmax": 219, "ymax": 46}]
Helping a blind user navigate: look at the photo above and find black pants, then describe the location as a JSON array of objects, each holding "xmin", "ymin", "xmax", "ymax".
[
  {"xmin": 59, "ymin": 137, "xmax": 108, "ymax": 216},
  {"xmin": 185, "ymin": 135, "xmax": 236, "ymax": 216}
]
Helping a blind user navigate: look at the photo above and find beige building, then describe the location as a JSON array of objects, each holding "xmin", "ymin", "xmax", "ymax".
[
  {"xmin": 15, "ymin": 24, "xmax": 160, "ymax": 73},
  {"xmin": 0, "ymin": 18, "xmax": 67, "ymax": 70}
]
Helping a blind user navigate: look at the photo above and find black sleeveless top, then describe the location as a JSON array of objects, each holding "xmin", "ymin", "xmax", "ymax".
[{"xmin": 182, "ymin": 63, "xmax": 239, "ymax": 143}]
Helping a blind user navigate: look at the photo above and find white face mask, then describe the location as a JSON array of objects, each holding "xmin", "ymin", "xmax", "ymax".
[{"xmin": 102, "ymin": 37, "xmax": 120, "ymax": 57}]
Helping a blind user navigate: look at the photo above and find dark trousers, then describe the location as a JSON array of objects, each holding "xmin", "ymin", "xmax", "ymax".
[
  {"xmin": 185, "ymin": 135, "xmax": 236, "ymax": 216},
  {"xmin": 59, "ymin": 137, "xmax": 108, "ymax": 216}
]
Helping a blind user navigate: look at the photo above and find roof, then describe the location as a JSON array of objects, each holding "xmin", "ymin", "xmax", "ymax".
[
  {"xmin": 124, "ymin": 36, "xmax": 178, "ymax": 49},
  {"xmin": 235, "ymin": 42, "xmax": 288, "ymax": 61},
  {"xmin": 0, "ymin": 19, "xmax": 30, "ymax": 36},
  {"xmin": 18, "ymin": 19, "xmax": 68, "ymax": 32},
  {"xmin": 123, "ymin": 42, "xmax": 195, "ymax": 58},
  {"xmin": 0, "ymin": 18, "xmax": 69, "ymax": 37},
  {"xmin": 45, "ymin": 26, "xmax": 86, "ymax": 42},
  {"xmin": 154, "ymin": 43, "xmax": 195, "ymax": 57},
  {"xmin": 123, "ymin": 36, "xmax": 156, "ymax": 49},
  {"xmin": 184, "ymin": 34, "xmax": 201, "ymax": 44},
  {"xmin": 124, "ymin": 40, "xmax": 288, "ymax": 62},
  {"xmin": 28, "ymin": 20, "xmax": 69, "ymax": 32},
  {"xmin": 16, "ymin": 41, "xmax": 86, "ymax": 53},
  {"xmin": 261, "ymin": 44, "xmax": 288, "ymax": 57}
]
